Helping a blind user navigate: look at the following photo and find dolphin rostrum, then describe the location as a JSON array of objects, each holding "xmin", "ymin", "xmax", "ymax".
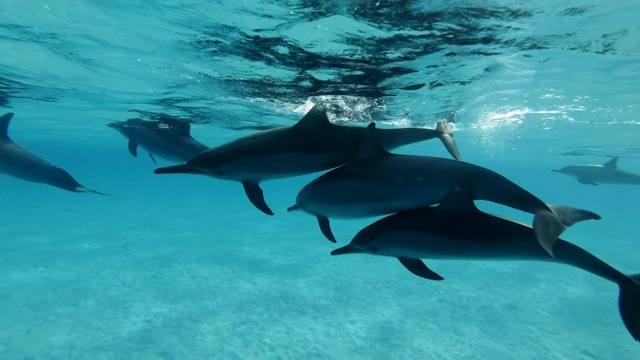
[
  {"xmin": 553, "ymin": 157, "xmax": 640, "ymax": 185},
  {"xmin": 154, "ymin": 105, "xmax": 461, "ymax": 215},
  {"xmin": 289, "ymin": 122, "xmax": 599, "ymax": 256},
  {"xmin": 0, "ymin": 113, "xmax": 105, "ymax": 194},
  {"xmin": 331, "ymin": 184, "xmax": 640, "ymax": 342},
  {"xmin": 108, "ymin": 118, "xmax": 209, "ymax": 164}
]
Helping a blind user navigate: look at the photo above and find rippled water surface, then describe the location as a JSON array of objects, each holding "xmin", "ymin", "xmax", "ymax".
[{"xmin": 1, "ymin": 1, "xmax": 639, "ymax": 359}]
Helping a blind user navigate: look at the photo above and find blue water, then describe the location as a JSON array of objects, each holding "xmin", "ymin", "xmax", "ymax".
[{"xmin": 1, "ymin": 1, "xmax": 639, "ymax": 359}]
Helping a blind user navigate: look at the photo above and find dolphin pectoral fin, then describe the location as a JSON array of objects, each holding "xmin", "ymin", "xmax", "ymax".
[
  {"xmin": 533, "ymin": 210, "xmax": 566, "ymax": 257},
  {"xmin": 435, "ymin": 121, "xmax": 462, "ymax": 161},
  {"xmin": 397, "ymin": 257, "xmax": 444, "ymax": 281},
  {"xmin": 577, "ymin": 178, "xmax": 598, "ymax": 185},
  {"xmin": 618, "ymin": 273, "xmax": 640, "ymax": 341},
  {"xmin": 127, "ymin": 139, "xmax": 138, "ymax": 157},
  {"xmin": 546, "ymin": 204, "xmax": 601, "ymax": 227},
  {"xmin": 75, "ymin": 186, "xmax": 110, "ymax": 196},
  {"xmin": 317, "ymin": 216, "xmax": 336, "ymax": 243},
  {"xmin": 287, "ymin": 204, "xmax": 300, "ymax": 212},
  {"xmin": 148, "ymin": 152, "xmax": 157, "ymax": 164},
  {"xmin": 242, "ymin": 182, "xmax": 274, "ymax": 216}
]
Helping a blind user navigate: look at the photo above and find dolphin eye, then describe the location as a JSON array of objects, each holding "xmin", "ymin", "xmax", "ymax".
[
  {"xmin": 214, "ymin": 170, "xmax": 224, "ymax": 176},
  {"xmin": 370, "ymin": 247, "xmax": 379, "ymax": 253}
]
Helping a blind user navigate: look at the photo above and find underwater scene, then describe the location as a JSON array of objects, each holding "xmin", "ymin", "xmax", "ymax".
[{"xmin": 1, "ymin": 1, "xmax": 639, "ymax": 359}]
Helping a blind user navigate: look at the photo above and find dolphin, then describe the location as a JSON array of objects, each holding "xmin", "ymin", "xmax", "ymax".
[
  {"xmin": 0, "ymin": 113, "xmax": 105, "ymax": 194},
  {"xmin": 108, "ymin": 118, "xmax": 209, "ymax": 164},
  {"xmin": 553, "ymin": 157, "xmax": 640, "ymax": 185},
  {"xmin": 331, "ymin": 184, "xmax": 640, "ymax": 342},
  {"xmin": 154, "ymin": 105, "xmax": 461, "ymax": 215},
  {"xmin": 289, "ymin": 122, "xmax": 600, "ymax": 256}
]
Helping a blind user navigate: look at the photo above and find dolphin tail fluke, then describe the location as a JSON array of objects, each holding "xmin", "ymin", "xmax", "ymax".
[
  {"xmin": 533, "ymin": 210, "xmax": 566, "ymax": 257},
  {"xmin": 618, "ymin": 273, "xmax": 640, "ymax": 342},
  {"xmin": 435, "ymin": 121, "xmax": 462, "ymax": 161},
  {"xmin": 154, "ymin": 164, "xmax": 204, "ymax": 175},
  {"xmin": 242, "ymin": 182, "xmax": 274, "ymax": 216},
  {"xmin": 547, "ymin": 205, "xmax": 602, "ymax": 227}
]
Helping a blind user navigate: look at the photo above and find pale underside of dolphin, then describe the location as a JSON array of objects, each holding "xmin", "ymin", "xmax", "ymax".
[
  {"xmin": 154, "ymin": 105, "xmax": 462, "ymax": 215},
  {"xmin": 289, "ymin": 122, "xmax": 600, "ymax": 256},
  {"xmin": 0, "ymin": 113, "xmax": 106, "ymax": 194},
  {"xmin": 553, "ymin": 157, "xmax": 640, "ymax": 185},
  {"xmin": 108, "ymin": 118, "xmax": 209, "ymax": 164},
  {"xmin": 331, "ymin": 185, "xmax": 640, "ymax": 342}
]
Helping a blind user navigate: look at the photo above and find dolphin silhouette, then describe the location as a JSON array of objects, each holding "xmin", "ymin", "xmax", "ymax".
[
  {"xmin": 331, "ymin": 184, "xmax": 640, "ymax": 342},
  {"xmin": 290, "ymin": 122, "xmax": 600, "ymax": 256},
  {"xmin": 0, "ymin": 113, "xmax": 105, "ymax": 194},
  {"xmin": 553, "ymin": 157, "xmax": 640, "ymax": 185},
  {"xmin": 108, "ymin": 118, "xmax": 208, "ymax": 164},
  {"xmin": 154, "ymin": 105, "xmax": 461, "ymax": 215}
]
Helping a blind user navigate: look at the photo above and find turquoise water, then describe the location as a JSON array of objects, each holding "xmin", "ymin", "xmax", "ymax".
[{"xmin": 1, "ymin": 1, "xmax": 639, "ymax": 359}]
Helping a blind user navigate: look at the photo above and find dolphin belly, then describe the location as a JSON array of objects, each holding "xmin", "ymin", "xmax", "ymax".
[
  {"xmin": 371, "ymin": 231, "xmax": 549, "ymax": 261},
  {"xmin": 296, "ymin": 179, "xmax": 455, "ymax": 218},
  {"xmin": 218, "ymin": 153, "xmax": 346, "ymax": 182}
]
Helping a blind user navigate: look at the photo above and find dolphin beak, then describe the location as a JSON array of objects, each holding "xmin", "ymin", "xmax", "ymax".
[
  {"xmin": 551, "ymin": 169, "xmax": 562, "ymax": 173},
  {"xmin": 331, "ymin": 245, "xmax": 365, "ymax": 256}
]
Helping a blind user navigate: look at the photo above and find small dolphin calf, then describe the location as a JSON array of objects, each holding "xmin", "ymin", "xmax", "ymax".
[
  {"xmin": 155, "ymin": 105, "xmax": 461, "ymax": 215},
  {"xmin": 290, "ymin": 123, "xmax": 599, "ymax": 256},
  {"xmin": 331, "ymin": 185, "xmax": 640, "ymax": 342},
  {"xmin": 553, "ymin": 157, "xmax": 640, "ymax": 185},
  {"xmin": 0, "ymin": 113, "xmax": 105, "ymax": 194},
  {"xmin": 108, "ymin": 118, "xmax": 208, "ymax": 164}
]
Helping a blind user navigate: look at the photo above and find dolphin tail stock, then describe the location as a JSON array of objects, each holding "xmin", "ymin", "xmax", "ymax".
[
  {"xmin": 154, "ymin": 164, "xmax": 205, "ymax": 175},
  {"xmin": 434, "ymin": 121, "xmax": 462, "ymax": 161},
  {"xmin": 618, "ymin": 273, "xmax": 640, "ymax": 342}
]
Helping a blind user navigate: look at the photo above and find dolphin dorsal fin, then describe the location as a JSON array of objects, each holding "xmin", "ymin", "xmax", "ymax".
[
  {"xmin": 168, "ymin": 121, "xmax": 192, "ymax": 136},
  {"xmin": 355, "ymin": 122, "xmax": 389, "ymax": 161},
  {"xmin": 437, "ymin": 183, "xmax": 478, "ymax": 213},
  {"xmin": 603, "ymin": 157, "xmax": 618, "ymax": 170},
  {"xmin": 0, "ymin": 113, "xmax": 15, "ymax": 139},
  {"xmin": 290, "ymin": 105, "xmax": 331, "ymax": 134}
]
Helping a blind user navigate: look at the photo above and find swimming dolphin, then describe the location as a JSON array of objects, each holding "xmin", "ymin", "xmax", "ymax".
[
  {"xmin": 553, "ymin": 157, "xmax": 640, "ymax": 185},
  {"xmin": 0, "ymin": 113, "xmax": 105, "ymax": 194},
  {"xmin": 289, "ymin": 122, "xmax": 600, "ymax": 256},
  {"xmin": 331, "ymin": 184, "xmax": 640, "ymax": 342},
  {"xmin": 108, "ymin": 118, "xmax": 209, "ymax": 164},
  {"xmin": 154, "ymin": 105, "xmax": 461, "ymax": 215}
]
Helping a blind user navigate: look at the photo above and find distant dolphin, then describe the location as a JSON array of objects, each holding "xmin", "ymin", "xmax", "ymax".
[
  {"xmin": 108, "ymin": 118, "xmax": 208, "ymax": 164},
  {"xmin": 289, "ymin": 123, "xmax": 600, "ymax": 256},
  {"xmin": 553, "ymin": 157, "xmax": 640, "ymax": 185},
  {"xmin": 154, "ymin": 105, "xmax": 461, "ymax": 215},
  {"xmin": 331, "ymin": 184, "xmax": 640, "ymax": 342},
  {"xmin": 0, "ymin": 113, "xmax": 105, "ymax": 194}
]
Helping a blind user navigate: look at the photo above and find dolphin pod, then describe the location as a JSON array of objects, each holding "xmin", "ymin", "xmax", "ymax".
[
  {"xmin": 553, "ymin": 157, "xmax": 640, "ymax": 185},
  {"xmin": 289, "ymin": 122, "xmax": 600, "ymax": 257},
  {"xmin": 108, "ymin": 118, "xmax": 209, "ymax": 164},
  {"xmin": 331, "ymin": 184, "xmax": 640, "ymax": 342},
  {"xmin": 154, "ymin": 105, "xmax": 461, "ymax": 215},
  {"xmin": 0, "ymin": 113, "xmax": 106, "ymax": 194}
]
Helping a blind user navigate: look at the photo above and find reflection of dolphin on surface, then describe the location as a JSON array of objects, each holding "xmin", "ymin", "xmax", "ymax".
[
  {"xmin": 331, "ymin": 184, "xmax": 640, "ymax": 342},
  {"xmin": 0, "ymin": 113, "xmax": 106, "ymax": 194},
  {"xmin": 154, "ymin": 105, "xmax": 461, "ymax": 215},
  {"xmin": 553, "ymin": 157, "xmax": 640, "ymax": 185},
  {"xmin": 289, "ymin": 123, "xmax": 600, "ymax": 256},
  {"xmin": 108, "ymin": 118, "xmax": 209, "ymax": 164}
]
